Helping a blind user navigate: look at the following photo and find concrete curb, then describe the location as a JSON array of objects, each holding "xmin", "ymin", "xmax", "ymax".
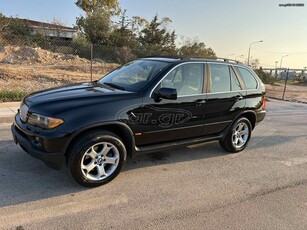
[
  {"xmin": 0, "ymin": 102, "xmax": 20, "ymax": 108},
  {"xmin": 0, "ymin": 116, "xmax": 14, "ymax": 124},
  {"xmin": 267, "ymin": 97, "xmax": 307, "ymax": 105},
  {"xmin": 0, "ymin": 102, "xmax": 19, "ymax": 124}
]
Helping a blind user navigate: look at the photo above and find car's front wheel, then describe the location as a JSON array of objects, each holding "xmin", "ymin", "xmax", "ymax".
[
  {"xmin": 219, "ymin": 117, "xmax": 252, "ymax": 153},
  {"xmin": 67, "ymin": 130, "xmax": 126, "ymax": 187}
]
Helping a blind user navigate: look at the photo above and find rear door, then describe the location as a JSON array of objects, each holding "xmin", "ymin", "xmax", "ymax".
[
  {"xmin": 203, "ymin": 63, "xmax": 246, "ymax": 135},
  {"xmin": 235, "ymin": 66, "xmax": 263, "ymax": 110}
]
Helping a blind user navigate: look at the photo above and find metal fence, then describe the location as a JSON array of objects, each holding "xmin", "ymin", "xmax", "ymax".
[
  {"xmin": 264, "ymin": 69, "xmax": 307, "ymax": 103},
  {"xmin": 0, "ymin": 35, "xmax": 306, "ymax": 103}
]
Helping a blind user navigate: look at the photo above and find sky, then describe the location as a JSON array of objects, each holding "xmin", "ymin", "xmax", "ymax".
[{"xmin": 1, "ymin": 0, "xmax": 307, "ymax": 68}]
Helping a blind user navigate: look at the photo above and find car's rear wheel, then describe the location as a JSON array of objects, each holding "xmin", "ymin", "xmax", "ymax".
[
  {"xmin": 219, "ymin": 117, "xmax": 252, "ymax": 153},
  {"xmin": 67, "ymin": 130, "xmax": 126, "ymax": 187}
]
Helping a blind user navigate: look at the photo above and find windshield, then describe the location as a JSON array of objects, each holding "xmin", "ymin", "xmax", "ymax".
[{"xmin": 98, "ymin": 60, "xmax": 170, "ymax": 92}]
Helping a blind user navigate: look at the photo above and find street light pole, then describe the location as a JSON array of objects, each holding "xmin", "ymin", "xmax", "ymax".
[
  {"xmin": 279, "ymin": 55, "xmax": 289, "ymax": 77},
  {"xmin": 279, "ymin": 55, "xmax": 289, "ymax": 70},
  {"xmin": 247, "ymin": 40, "xmax": 263, "ymax": 66}
]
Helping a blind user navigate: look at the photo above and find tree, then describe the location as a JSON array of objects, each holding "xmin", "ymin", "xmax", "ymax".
[
  {"xmin": 255, "ymin": 67, "xmax": 270, "ymax": 84},
  {"xmin": 131, "ymin": 16, "xmax": 148, "ymax": 35},
  {"xmin": 75, "ymin": 0, "xmax": 120, "ymax": 44},
  {"xmin": 178, "ymin": 38, "xmax": 216, "ymax": 57},
  {"xmin": 251, "ymin": 58, "xmax": 259, "ymax": 69},
  {"xmin": 0, "ymin": 13, "xmax": 11, "ymax": 32},
  {"xmin": 78, "ymin": 9, "xmax": 111, "ymax": 44},
  {"xmin": 8, "ymin": 20, "xmax": 33, "ymax": 37},
  {"xmin": 71, "ymin": 34, "xmax": 91, "ymax": 58},
  {"xmin": 109, "ymin": 9, "xmax": 137, "ymax": 47},
  {"xmin": 0, "ymin": 14, "xmax": 33, "ymax": 40},
  {"xmin": 73, "ymin": 2, "xmax": 217, "ymax": 61},
  {"xmin": 139, "ymin": 15, "xmax": 176, "ymax": 55},
  {"xmin": 75, "ymin": 0, "xmax": 120, "ymax": 15}
]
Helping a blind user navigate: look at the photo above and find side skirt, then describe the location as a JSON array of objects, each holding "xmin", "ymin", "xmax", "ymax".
[{"xmin": 133, "ymin": 134, "xmax": 224, "ymax": 157}]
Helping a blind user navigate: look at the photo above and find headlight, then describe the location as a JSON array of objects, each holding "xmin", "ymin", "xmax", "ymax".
[
  {"xmin": 20, "ymin": 103, "xmax": 29, "ymax": 122},
  {"xmin": 27, "ymin": 113, "xmax": 64, "ymax": 129}
]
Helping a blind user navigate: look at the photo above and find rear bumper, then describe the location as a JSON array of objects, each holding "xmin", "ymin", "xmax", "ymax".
[
  {"xmin": 256, "ymin": 110, "xmax": 266, "ymax": 124},
  {"xmin": 11, "ymin": 116, "xmax": 66, "ymax": 170}
]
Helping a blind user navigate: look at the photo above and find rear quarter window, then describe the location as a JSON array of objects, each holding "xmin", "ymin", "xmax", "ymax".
[{"xmin": 236, "ymin": 67, "xmax": 258, "ymax": 90}]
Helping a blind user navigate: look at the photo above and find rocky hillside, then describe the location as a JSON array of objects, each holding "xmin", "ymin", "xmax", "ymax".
[{"xmin": 0, "ymin": 46, "xmax": 118, "ymax": 97}]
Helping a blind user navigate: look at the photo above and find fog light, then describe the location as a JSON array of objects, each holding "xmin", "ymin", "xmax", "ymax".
[{"xmin": 33, "ymin": 136, "xmax": 41, "ymax": 147}]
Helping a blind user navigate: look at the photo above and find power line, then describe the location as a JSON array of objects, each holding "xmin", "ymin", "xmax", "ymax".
[
  {"xmin": 252, "ymin": 48, "xmax": 307, "ymax": 55},
  {"xmin": 260, "ymin": 63, "xmax": 276, "ymax": 67}
]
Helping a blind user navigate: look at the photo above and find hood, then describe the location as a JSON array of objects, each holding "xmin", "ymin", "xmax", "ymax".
[{"xmin": 24, "ymin": 82, "xmax": 135, "ymax": 116}]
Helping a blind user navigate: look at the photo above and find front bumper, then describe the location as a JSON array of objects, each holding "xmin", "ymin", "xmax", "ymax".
[{"xmin": 11, "ymin": 115, "xmax": 68, "ymax": 170}]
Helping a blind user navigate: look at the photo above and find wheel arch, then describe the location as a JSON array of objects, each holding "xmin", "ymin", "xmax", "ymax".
[
  {"xmin": 239, "ymin": 110, "xmax": 257, "ymax": 130},
  {"xmin": 63, "ymin": 122, "xmax": 135, "ymax": 159},
  {"xmin": 221, "ymin": 110, "xmax": 257, "ymax": 140}
]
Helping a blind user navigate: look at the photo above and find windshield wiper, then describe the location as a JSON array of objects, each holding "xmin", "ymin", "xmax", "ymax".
[{"xmin": 103, "ymin": 82, "xmax": 126, "ymax": 91}]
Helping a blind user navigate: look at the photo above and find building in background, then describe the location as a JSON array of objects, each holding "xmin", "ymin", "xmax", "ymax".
[{"xmin": 19, "ymin": 19, "xmax": 78, "ymax": 40}]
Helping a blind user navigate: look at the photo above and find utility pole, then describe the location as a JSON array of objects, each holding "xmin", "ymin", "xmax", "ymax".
[
  {"xmin": 275, "ymin": 61, "xmax": 278, "ymax": 78},
  {"xmin": 282, "ymin": 68, "xmax": 289, "ymax": 100}
]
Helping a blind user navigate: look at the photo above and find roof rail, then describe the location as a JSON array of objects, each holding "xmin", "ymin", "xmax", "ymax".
[
  {"xmin": 143, "ymin": 55, "xmax": 181, "ymax": 60},
  {"xmin": 143, "ymin": 55, "xmax": 243, "ymax": 64},
  {"xmin": 182, "ymin": 56, "xmax": 242, "ymax": 64}
]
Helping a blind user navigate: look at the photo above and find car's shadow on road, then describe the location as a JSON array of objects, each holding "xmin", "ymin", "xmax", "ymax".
[
  {"xmin": 124, "ymin": 141, "xmax": 225, "ymax": 172},
  {"xmin": 0, "ymin": 139, "xmax": 227, "ymax": 207}
]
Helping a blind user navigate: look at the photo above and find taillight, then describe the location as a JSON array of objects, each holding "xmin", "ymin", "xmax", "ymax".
[{"xmin": 262, "ymin": 96, "xmax": 266, "ymax": 109}]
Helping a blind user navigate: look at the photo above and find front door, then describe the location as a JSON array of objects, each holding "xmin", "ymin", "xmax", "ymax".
[{"xmin": 136, "ymin": 62, "xmax": 207, "ymax": 146}]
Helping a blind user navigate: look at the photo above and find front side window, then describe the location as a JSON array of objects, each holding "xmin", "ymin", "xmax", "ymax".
[
  {"xmin": 98, "ymin": 60, "xmax": 169, "ymax": 92},
  {"xmin": 236, "ymin": 67, "xmax": 258, "ymax": 90},
  {"xmin": 159, "ymin": 63, "xmax": 204, "ymax": 97},
  {"xmin": 209, "ymin": 64, "xmax": 231, "ymax": 93}
]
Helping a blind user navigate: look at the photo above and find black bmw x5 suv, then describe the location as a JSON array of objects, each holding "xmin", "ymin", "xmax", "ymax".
[{"xmin": 12, "ymin": 57, "xmax": 266, "ymax": 187}]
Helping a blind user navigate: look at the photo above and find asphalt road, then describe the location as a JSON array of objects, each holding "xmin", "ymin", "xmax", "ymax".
[{"xmin": 0, "ymin": 99, "xmax": 307, "ymax": 230}]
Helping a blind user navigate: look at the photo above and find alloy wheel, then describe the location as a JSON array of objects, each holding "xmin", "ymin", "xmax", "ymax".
[
  {"xmin": 80, "ymin": 142, "xmax": 120, "ymax": 181},
  {"xmin": 232, "ymin": 122, "xmax": 249, "ymax": 149}
]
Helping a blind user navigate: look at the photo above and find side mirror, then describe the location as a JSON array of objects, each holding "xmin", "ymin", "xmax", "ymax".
[{"xmin": 158, "ymin": 87, "xmax": 177, "ymax": 100}]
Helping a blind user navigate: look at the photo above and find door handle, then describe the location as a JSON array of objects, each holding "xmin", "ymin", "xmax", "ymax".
[
  {"xmin": 196, "ymin": 99, "xmax": 206, "ymax": 105},
  {"xmin": 235, "ymin": 95, "xmax": 244, "ymax": 101}
]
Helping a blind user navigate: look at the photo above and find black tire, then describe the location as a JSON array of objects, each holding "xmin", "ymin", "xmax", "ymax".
[
  {"xmin": 219, "ymin": 117, "xmax": 252, "ymax": 153},
  {"xmin": 67, "ymin": 130, "xmax": 126, "ymax": 187}
]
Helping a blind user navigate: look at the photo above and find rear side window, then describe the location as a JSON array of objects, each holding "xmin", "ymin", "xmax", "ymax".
[
  {"xmin": 209, "ymin": 64, "xmax": 230, "ymax": 93},
  {"xmin": 236, "ymin": 67, "xmax": 258, "ymax": 89}
]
